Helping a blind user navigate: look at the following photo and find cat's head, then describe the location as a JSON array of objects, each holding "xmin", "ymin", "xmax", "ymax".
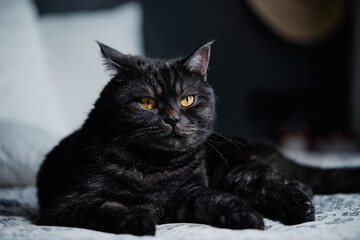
[{"xmin": 93, "ymin": 41, "xmax": 215, "ymax": 152}]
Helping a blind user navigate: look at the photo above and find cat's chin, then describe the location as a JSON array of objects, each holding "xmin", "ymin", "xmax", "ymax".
[
  {"xmin": 145, "ymin": 135, "xmax": 193, "ymax": 152},
  {"xmin": 156, "ymin": 137, "xmax": 186, "ymax": 152}
]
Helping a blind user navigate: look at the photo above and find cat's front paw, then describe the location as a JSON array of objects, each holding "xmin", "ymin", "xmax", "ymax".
[
  {"xmin": 281, "ymin": 185, "xmax": 315, "ymax": 225},
  {"xmin": 223, "ymin": 209, "xmax": 265, "ymax": 230},
  {"xmin": 215, "ymin": 207, "xmax": 264, "ymax": 230},
  {"xmin": 116, "ymin": 214, "xmax": 156, "ymax": 236},
  {"xmin": 282, "ymin": 200, "xmax": 315, "ymax": 225}
]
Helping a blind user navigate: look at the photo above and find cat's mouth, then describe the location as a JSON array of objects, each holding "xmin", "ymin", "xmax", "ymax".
[
  {"xmin": 159, "ymin": 124, "xmax": 183, "ymax": 137},
  {"xmin": 145, "ymin": 124, "xmax": 197, "ymax": 151},
  {"xmin": 149, "ymin": 128, "xmax": 186, "ymax": 150},
  {"xmin": 161, "ymin": 131, "xmax": 184, "ymax": 143},
  {"xmin": 167, "ymin": 131, "xmax": 181, "ymax": 137}
]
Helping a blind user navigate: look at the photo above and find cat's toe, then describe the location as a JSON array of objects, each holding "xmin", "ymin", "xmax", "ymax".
[
  {"xmin": 299, "ymin": 201, "xmax": 315, "ymax": 221},
  {"xmin": 282, "ymin": 195, "xmax": 315, "ymax": 225},
  {"xmin": 117, "ymin": 214, "xmax": 156, "ymax": 236},
  {"xmin": 219, "ymin": 209, "xmax": 264, "ymax": 230},
  {"xmin": 241, "ymin": 211, "xmax": 265, "ymax": 230}
]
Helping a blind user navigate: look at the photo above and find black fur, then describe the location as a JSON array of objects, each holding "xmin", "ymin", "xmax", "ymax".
[{"xmin": 37, "ymin": 42, "xmax": 360, "ymax": 235}]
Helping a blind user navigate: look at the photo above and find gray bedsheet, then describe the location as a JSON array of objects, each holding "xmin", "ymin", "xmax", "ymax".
[{"xmin": 0, "ymin": 186, "xmax": 359, "ymax": 240}]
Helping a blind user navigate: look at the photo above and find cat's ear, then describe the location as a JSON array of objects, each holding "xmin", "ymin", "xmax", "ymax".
[
  {"xmin": 96, "ymin": 41, "xmax": 126, "ymax": 72},
  {"xmin": 183, "ymin": 41, "xmax": 214, "ymax": 80}
]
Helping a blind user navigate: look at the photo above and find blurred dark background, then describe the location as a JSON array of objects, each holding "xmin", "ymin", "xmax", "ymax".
[{"xmin": 32, "ymin": 0, "xmax": 360, "ymax": 151}]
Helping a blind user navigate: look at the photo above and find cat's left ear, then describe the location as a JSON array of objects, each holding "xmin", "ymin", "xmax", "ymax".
[
  {"xmin": 96, "ymin": 41, "xmax": 126, "ymax": 72},
  {"xmin": 183, "ymin": 41, "xmax": 214, "ymax": 81}
]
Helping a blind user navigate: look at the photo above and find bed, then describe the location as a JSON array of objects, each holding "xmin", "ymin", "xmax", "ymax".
[
  {"xmin": 1, "ymin": 122, "xmax": 360, "ymax": 240},
  {"xmin": 1, "ymin": 186, "xmax": 360, "ymax": 240}
]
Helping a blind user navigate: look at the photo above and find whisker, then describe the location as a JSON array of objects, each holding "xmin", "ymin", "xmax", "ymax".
[
  {"xmin": 186, "ymin": 136, "xmax": 203, "ymax": 153},
  {"xmin": 205, "ymin": 140, "xmax": 230, "ymax": 167},
  {"xmin": 210, "ymin": 132, "xmax": 247, "ymax": 162},
  {"xmin": 206, "ymin": 138, "xmax": 227, "ymax": 144},
  {"xmin": 111, "ymin": 127, "xmax": 156, "ymax": 145},
  {"xmin": 210, "ymin": 132, "xmax": 244, "ymax": 150},
  {"xmin": 194, "ymin": 128, "xmax": 247, "ymax": 162},
  {"xmin": 210, "ymin": 131, "xmax": 246, "ymax": 146}
]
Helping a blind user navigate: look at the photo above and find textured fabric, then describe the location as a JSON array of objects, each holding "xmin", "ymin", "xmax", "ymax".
[
  {"xmin": 0, "ymin": 120, "xmax": 58, "ymax": 186},
  {"xmin": 0, "ymin": 0, "xmax": 68, "ymax": 137},
  {"xmin": 0, "ymin": 187, "xmax": 359, "ymax": 240}
]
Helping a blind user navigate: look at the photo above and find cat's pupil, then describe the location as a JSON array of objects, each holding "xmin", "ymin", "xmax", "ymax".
[
  {"xmin": 186, "ymin": 97, "xmax": 189, "ymax": 103},
  {"xmin": 147, "ymin": 100, "xmax": 150, "ymax": 105}
]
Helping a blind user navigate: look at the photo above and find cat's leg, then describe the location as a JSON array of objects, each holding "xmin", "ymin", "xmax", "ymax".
[
  {"xmin": 247, "ymin": 142, "xmax": 314, "ymax": 198},
  {"xmin": 39, "ymin": 194, "xmax": 156, "ymax": 236},
  {"xmin": 205, "ymin": 137, "xmax": 315, "ymax": 225},
  {"xmin": 217, "ymin": 161, "xmax": 315, "ymax": 225},
  {"xmin": 176, "ymin": 183, "xmax": 264, "ymax": 230}
]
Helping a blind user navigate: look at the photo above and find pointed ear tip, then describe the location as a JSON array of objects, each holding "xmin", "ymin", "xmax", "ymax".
[
  {"xmin": 204, "ymin": 40, "xmax": 215, "ymax": 48},
  {"xmin": 95, "ymin": 41, "xmax": 106, "ymax": 53},
  {"xmin": 96, "ymin": 41, "xmax": 110, "ymax": 51},
  {"xmin": 199, "ymin": 40, "xmax": 215, "ymax": 53}
]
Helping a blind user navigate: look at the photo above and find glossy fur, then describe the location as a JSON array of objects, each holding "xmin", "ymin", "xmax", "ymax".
[{"xmin": 37, "ymin": 42, "xmax": 360, "ymax": 235}]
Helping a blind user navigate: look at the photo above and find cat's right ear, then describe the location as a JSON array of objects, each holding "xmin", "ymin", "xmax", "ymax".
[
  {"xmin": 182, "ymin": 41, "xmax": 214, "ymax": 81},
  {"xmin": 96, "ymin": 41, "xmax": 125, "ymax": 72}
]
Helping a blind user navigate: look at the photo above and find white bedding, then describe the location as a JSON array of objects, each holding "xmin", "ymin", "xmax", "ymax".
[{"xmin": 0, "ymin": 186, "xmax": 359, "ymax": 240}]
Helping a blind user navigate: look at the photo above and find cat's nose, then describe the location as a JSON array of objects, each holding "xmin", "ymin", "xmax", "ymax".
[{"xmin": 164, "ymin": 117, "xmax": 180, "ymax": 128}]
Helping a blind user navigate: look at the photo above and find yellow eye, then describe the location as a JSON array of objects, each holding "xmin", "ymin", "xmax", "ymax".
[
  {"xmin": 141, "ymin": 98, "xmax": 156, "ymax": 109},
  {"xmin": 181, "ymin": 95, "xmax": 195, "ymax": 107}
]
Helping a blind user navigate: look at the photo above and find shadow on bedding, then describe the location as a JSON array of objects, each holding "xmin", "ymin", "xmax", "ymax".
[{"xmin": 0, "ymin": 199, "xmax": 39, "ymax": 223}]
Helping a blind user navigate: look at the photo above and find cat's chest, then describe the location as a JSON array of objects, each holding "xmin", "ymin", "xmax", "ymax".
[
  {"xmin": 104, "ymin": 149, "xmax": 207, "ymax": 190},
  {"xmin": 108, "ymin": 161, "xmax": 204, "ymax": 191},
  {"xmin": 103, "ymin": 146, "xmax": 207, "ymax": 193},
  {"xmin": 100, "ymin": 149, "xmax": 207, "ymax": 221}
]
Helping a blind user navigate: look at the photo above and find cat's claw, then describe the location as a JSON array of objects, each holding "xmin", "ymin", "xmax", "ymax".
[
  {"xmin": 240, "ymin": 211, "xmax": 265, "ymax": 230},
  {"xmin": 216, "ymin": 209, "xmax": 264, "ymax": 230},
  {"xmin": 116, "ymin": 214, "xmax": 156, "ymax": 236}
]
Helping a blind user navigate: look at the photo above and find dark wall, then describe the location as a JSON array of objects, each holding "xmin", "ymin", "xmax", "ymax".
[
  {"xmin": 142, "ymin": 0, "xmax": 352, "ymax": 141},
  {"xmin": 33, "ymin": 0, "xmax": 354, "ymax": 142},
  {"xmin": 33, "ymin": 0, "xmax": 128, "ymax": 14}
]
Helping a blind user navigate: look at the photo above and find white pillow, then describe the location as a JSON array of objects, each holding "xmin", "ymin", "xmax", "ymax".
[
  {"xmin": 0, "ymin": 0, "xmax": 68, "ymax": 137},
  {"xmin": 39, "ymin": 2, "xmax": 144, "ymax": 132},
  {"xmin": 0, "ymin": 120, "xmax": 58, "ymax": 187}
]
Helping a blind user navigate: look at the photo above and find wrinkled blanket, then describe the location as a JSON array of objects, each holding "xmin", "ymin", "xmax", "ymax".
[{"xmin": 0, "ymin": 186, "xmax": 359, "ymax": 240}]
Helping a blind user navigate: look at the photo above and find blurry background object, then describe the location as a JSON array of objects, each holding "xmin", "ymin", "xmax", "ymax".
[
  {"xmin": 1, "ymin": 0, "xmax": 360, "ymax": 152},
  {"xmin": 0, "ymin": 120, "xmax": 57, "ymax": 186},
  {"xmin": 247, "ymin": 0, "xmax": 346, "ymax": 44},
  {"xmin": 39, "ymin": 1, "xmax": 143, "ymax": 131},
  {"xmin": 0, "ymin": 0, "xmax": 68, "ymax": 137},
  {"xmin": 0, "ymin": 0, "xmax": 143, "ymax": 187},
  {"xmin": 141, "ymin": 0, "xmax": 357, "ymax": 152},
  {"xmin": 352, "ymin": 0, "xmax": 360, "ymax": 149}
]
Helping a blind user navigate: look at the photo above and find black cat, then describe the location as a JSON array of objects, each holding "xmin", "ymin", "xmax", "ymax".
[{"xmin": 37, "ymin": 41, "xmax": 360, "ymax": 236}]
